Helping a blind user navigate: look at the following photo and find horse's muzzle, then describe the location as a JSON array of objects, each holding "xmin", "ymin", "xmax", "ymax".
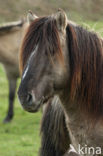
[{"xmin": 18, "ymin": 91, "xmax": 43, "ymax": 113}]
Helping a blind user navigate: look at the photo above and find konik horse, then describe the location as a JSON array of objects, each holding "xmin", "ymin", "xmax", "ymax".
[
  {"xmin": 0, "ymin": 20, "xmax": 28, "ymax": 122},
  {"xmin": 0, "ymin": 16, "xmax": 70, "ymax": 156},
  {"xmin": 18, "ymin": 10, "xmax": 103, "ymax": 155}
]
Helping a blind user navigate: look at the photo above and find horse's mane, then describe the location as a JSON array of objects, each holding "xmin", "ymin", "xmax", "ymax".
[
  {"xmin": 20, "ymin": 16, "xmax": 103, "ymax": 118},
  {"xmin": 40, "ymin": 96, "xmax": 70, "ymax": 155},
  {"xmin": 66, "ymin": 23, "xmax": 103, "ymax": 118},
  {"xmin": 20, "ymin": 17, "xmax": 63, "ymax": 72}
]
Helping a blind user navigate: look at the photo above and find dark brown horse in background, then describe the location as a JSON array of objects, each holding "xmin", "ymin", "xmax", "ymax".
[
  {"xmin": 18, "ymin": 9, "xmax": 103, "ymax": 156},
  {"xmin": 0, "ymin": 20, "xmax": 28, "ymax": 122}
]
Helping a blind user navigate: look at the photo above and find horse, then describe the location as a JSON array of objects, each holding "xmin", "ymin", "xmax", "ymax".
[
  {"xmin": 0, "ymin": 20, "xmax": 28, "ymax": 122},
  {"xmin": 0, "ymin": 16, "xmax": 71, "ymax": 156},
  {"xmin": 18, "ymin": 9, "xmax": 103, "ymax": 156}
]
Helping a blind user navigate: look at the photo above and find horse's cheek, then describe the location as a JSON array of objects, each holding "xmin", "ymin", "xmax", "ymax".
[{"xmin": 35, "ymin": 77, "xmax": 53, "ymax": 98}]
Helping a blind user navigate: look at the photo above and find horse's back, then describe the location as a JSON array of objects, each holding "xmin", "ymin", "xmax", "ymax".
[{"xmin": 0, "ymin": 20, "xmax": 28, "ymax": 78}]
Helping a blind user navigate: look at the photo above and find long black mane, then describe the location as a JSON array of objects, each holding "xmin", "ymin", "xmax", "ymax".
[
  {"xmin": 20, "ymin": 17, "xmax": 63, "ymax": 72},
  {"xmin": 66, "ymin": 23, "xmax": 103, "ymax": 118},
  {"xmin": 20, "ymin": 15, "xmax": 103, "ymax": 118}
]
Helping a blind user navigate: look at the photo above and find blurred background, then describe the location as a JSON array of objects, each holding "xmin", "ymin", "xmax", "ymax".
[
  {"xmin": 0, "ymin": 0, "xmax": 103, "ymax": 156},
  {"xmin": 0, "ymin": 0, "xmax": 103, "ymax": 22}
]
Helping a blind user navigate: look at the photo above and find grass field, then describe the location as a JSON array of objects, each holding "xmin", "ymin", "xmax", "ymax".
[
  {"xmin": 0, "ymin": 65, "xmax": 41, "ymax": 156},
  {"xmin": 0, "ymin": 20, "xmax": 103, "ymax": 156}
]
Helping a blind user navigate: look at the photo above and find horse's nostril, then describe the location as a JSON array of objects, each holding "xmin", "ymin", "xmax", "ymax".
[{"xmin": 26, "ymin": 93, "xmax": 32, "ymax": 104}]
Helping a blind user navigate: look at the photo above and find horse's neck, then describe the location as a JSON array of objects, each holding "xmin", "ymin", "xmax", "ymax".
[
  {"xmin": 60, "ymin": 94, "xmax": 86, "ymax": 129},
  {"xmin": 59, "ymin": 91, "xmax": 103, "ymax": 155}
]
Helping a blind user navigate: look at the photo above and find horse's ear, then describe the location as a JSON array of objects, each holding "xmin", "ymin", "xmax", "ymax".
[
  {"xmin": 54, "ymin": 9, "xmax": 68, "ymax": 32},
  {"xmin": 27, "ymin": 10, "xmax": 38, "ymax": 24}
]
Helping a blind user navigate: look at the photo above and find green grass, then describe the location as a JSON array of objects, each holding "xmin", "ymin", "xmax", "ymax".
[{"xmin": 0, "ymin": 65, "xmax": 41, "ymax": 156}]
